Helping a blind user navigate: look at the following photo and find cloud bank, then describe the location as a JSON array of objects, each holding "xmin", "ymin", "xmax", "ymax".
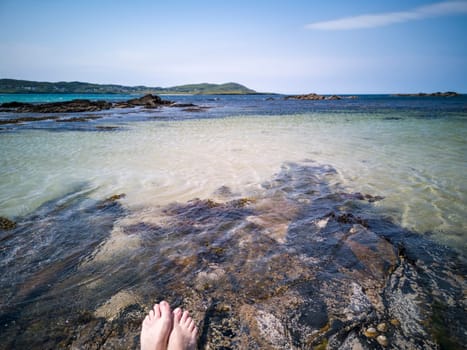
[{"xmin": 306, "ymin": 1, "xmax": 467, "ymax": 30}]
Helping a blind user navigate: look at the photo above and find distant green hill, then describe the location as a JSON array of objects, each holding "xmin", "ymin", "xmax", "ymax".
[{"xmin": 0, "ymin": 79, "xmax": 257, "ymax": 95}]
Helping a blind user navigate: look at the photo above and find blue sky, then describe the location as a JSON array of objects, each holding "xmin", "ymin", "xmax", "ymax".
[{"xmin": 0, "ymin": 0, "xmax": 466, "ymax": 93}]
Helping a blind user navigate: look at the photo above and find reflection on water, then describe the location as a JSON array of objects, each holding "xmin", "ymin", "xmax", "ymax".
[{"xmin": 0, "ymin": 161, "xmax": 465, "ymax": 349}]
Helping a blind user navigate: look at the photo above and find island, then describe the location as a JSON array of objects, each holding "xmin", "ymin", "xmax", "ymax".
[
  {"xmin": 285, "ymin": 93, "xmax": 357, "ymax": 100},
  {"xmin": 0, "ymin": 79, "xmax": 257, "ymax": 95},
  {"xmin": 393, "ymin": 91, "xmax": 460, "ymax": 97}
]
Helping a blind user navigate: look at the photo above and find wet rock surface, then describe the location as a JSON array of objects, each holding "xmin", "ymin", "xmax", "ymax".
[
  {"xmin": 0, "ymin": 94, "xmax": 172, "ymax": 113},
  {"xmin": 0, "ymin": 216, "xmax": 16, "ymax": 230},
  {"xmin": 0, "ymin": 99, "xmax": 113, "ymax": 113},
  {"xmin": 0, "ymin": 94, "xmax": 212, "ymax": 116},
  {"xmin": 0, "ymin": 94, "xmax": 212, "ymax": 130},
  {"xmin": 0, "ymin": 162, "xmax": 465, "ymax": 349}
]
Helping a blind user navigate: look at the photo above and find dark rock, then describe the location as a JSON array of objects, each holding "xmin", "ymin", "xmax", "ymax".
[
  {"xmin": 114, "ymin": 94, "xmax": 172, "ymax": 108},
  {"xmin": 213, "ymin": 185, "xmax": 236, "ymax": 198},
  {"xmin": 394, "ymin": 91, "xmax": 460, "ymax": 97},
  {"xmin": 286, "ymin": 93, "xmax": 326, "ymax": 100},
  {"xmin": 103, "ymin": 193, "xmax": 126, "ymax": 203},
  {"xmin": 182, "ymin": 106, "xmax": 210, "ymax": 112},
  {"xmin": 0, "ymin": 99, "xmax": 112, "ymax": 113},
  {"xmin": 95, "ymin": 125, "xmax": 119, "ymax": 131},
  {"xmin": 0, "ymin": 101, "xmax": 32, "ymax": 108},
  {"xmin": 0, "ymin": 115, "xmax": 60, "ymax": 125},
  {"xmin": 0, "ymin": 216, "xmax": 16, "ymax": 230},
  {"xmin": 338, "ymin": 192, "xmax": 384, "ymax": 203},
  {"xmin": 285, "ymin": 93, "xmax": 347, "ymax": 100},
  {"xmin": 0, "ymin": 94, "xmax": 172, "ymax": 113},
  {"xmin": 97, "ymin": 193, "xmax": 126, "ymax": 209},
  {"xmin": 126, "ymin": 94, "xmax": 166, "ymax": 107}
]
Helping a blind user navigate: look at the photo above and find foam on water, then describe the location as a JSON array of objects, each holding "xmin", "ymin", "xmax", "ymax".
[{"xmin": 0, "ymin": 111, "xmax": 466, "ymax": 249}]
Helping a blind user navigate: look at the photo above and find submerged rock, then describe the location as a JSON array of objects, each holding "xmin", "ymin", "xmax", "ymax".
[
  {"xmin": 376, "ymin": 334, "xmax": 388, "ymax": 346},
  {"xmin": 0, "ymin": 216, "xmax": 16, "ymax": 230},
  {"xmin": 0, "ymin": 115, "xmax": 60, "ymax": 125},
  {"xmin": 377, "ymin": 322, "xmax": 388, "ymax": 332},
  {"xmin": 182, "ymin": 107, "xmax": 209, "ymax": 112},
  {"xmin": 0, "ymin": 161, "xmax": 465, "ymax": 349},
  {"xmin": 363, "ymin": 327, "xmax": 378, "ymax": 338}
]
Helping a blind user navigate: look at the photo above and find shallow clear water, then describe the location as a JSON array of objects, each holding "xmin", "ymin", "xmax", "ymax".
[{"xmin": 1, "ymin": 96, "xmax": 466, "ymax": 249}]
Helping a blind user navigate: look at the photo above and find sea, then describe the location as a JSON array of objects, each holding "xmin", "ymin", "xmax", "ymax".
[{"xmin": 0, "ymin": 93, "xmax": 466, "ymax": 348}]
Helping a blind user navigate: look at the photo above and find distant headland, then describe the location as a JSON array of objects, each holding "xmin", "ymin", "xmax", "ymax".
[{"xmin": 0, "ymin": 79, "xmax": 257, "ymax": 95}]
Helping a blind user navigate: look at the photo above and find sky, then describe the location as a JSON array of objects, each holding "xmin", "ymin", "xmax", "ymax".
[{"xmin": 0, "ymin": 0, "xmax": 466, "ymax": 94}]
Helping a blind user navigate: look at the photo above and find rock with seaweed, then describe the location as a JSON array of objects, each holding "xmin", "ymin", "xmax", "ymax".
[{"xmin": 0, "ymin": 216, "xmax": 16, "ymax": 230}]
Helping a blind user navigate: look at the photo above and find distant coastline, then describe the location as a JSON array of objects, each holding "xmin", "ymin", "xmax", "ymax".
[
  {"xmin": 0, "ymin": 79, "xmax": 258, "ymax": 95},
  {"xmin": 391, "ymin": 91, "xmax": 461, "ymax": 97}
]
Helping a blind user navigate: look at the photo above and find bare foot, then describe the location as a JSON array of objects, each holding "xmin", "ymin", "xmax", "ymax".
[
  {"xmin": 167, "ymin": 307, "xmax": 198, "ymax": 350},
  {"xmin": 140, "ymin": 301, "xmax": 173, "ymax": 350}
]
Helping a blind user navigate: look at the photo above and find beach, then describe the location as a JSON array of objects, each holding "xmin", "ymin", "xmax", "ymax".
[{"xmin": 0, "ymin": 94, "xmax": 466, "ymax": 349}]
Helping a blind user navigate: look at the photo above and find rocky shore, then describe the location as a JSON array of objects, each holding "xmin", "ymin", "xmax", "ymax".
[
  {"xmin": 0, "ymin": 94, "xmax": 174, "ymax": 113},
  {"xmin": 285, "ymin": 93, "xmax": 357, "ymax": 100},
  {"xmin": 0, "ymin": 161, "xmax": 464, "ymax": 349}
]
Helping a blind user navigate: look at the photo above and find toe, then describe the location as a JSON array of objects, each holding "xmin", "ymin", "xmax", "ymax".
[
  {"xmin": 188, "ymin": 319, "xmax": 195, "ymax": 332},
  {"xmin": 173, "ymin": 308, "xmax": 182, "ymax": 323},
  {"xmin": 159, "ymin": 300, "xmax": 172, "ymax": 319},
  {"xmin": 181, "ymin": 310, "xmax": 189, "ymax": 324},
  {"xmin": 148, "ymin": 309, "xmax": 155, "ymax": 320},
  {"xmin": 153, "ymin": 303, "xmax": 161, "ymax": 318},
  {"xmin": 143, "ymin": 315, "xmax": 150, "ymax": 325}
]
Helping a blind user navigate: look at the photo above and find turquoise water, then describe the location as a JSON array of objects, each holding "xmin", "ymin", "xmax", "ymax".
[{"xmin": 0, "ymin": 93, "xmax": 140, "ymax": 103}]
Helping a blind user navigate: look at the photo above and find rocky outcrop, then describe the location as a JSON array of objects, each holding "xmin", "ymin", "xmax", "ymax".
[
  {"xmin": 0, "ymin": 99, "xmax": 113, "ymax": 113},
  {"xmin": 114, "ymin": 94, "xmax": 172, "ymax": 108},
  {"xmin": 0, "ymin": 94, "xmax": 172, "ymax": 113},
  {"xmin": 394, "ymin": 91, "xmax": 460, "ymax": 97},
  {"xmin": 285, "ymin": 93, "xmax": 357, "ymax": 100}
]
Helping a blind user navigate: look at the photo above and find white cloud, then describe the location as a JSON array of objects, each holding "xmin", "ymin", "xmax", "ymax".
[{"xmin": 305, "ymin": 1, "xmax": 467, "ymax": 30}]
